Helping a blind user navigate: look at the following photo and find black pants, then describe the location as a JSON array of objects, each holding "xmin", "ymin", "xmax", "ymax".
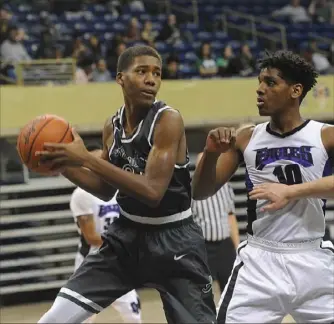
[
  {"xmin": 61, "ymin": 215, "xmax": 216, "ymax": 324},
  {"xmin": 205, "ymin": 238, "xmax": 236, "ymax": 293}
]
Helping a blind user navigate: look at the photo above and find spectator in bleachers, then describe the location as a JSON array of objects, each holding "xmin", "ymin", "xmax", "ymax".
[
  {"xmin": 272, "ymin": 0, "xmax": 311, "ymax": 23},
  {"xmin": 88, "ymin": 35, "xmax": 104, "ymax": 62},
  {"xmin": 308, "ymin": 0, "xmax": 333, "ymax": 23},
  {"xmin": 35, "ymin": 30, "xmax": 58, "ymax": 59},
  {"xmin": 0, "ymin": 6, "xmax": 14, "ymax": 45},
  {"xmin": 216, "ymin": 45, "xmax": 239, "ymax": 77},
  {"xmin": 68, "ymin": 37, "xmax": 88, "ymax": 59},
  {"xmin": 92, "ymin": 58, "xmax": 112, "ymax": 82},
  {"xmin": 75, "ymin": 53, "xmax": 94, "ymax": 84},
  {"xmin": 156, "ymin": 14, "xmax": 181, "ymax": 45},
  {"xmin": 1, "ymin": 25, "xmax": 30, "ymax": 67},
  {"xmin": 106, "ymin": 41, "xmax": 126, "ymax": 74},
  {"xmin": 236, "ymin": 43, "xmax": 256, "ymax": 77},
  {"xmin": 303, "ymin": 41, "xmax": 334, "ymax": 74},
  {"xmin": 141, "ymin": 20, "xmax": 157, "ymax": 47},
  {"xmin": 123, "ymin": 17, "xmax": 141, "ymax": 44},
  {"xmin": 162, "ymin": 54, "xmax": 182, "ymax": 80},
  {"xmin": 196, "ymin": 42, "xmax": 218, "ymax": 78},
  {"xmin": 128, "ymin": 0, "xmax": 145, "ymax": 13}
]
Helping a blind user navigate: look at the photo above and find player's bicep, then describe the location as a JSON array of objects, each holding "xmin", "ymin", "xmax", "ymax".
[
  {"xmin": 144, "ymin": 109, "xmax": 184, "ymax": 199},
  {"xmin": 322, "ymin": 125, "xmax": 334, "ymax": 170},
  {"xmin": 76, "ymin": 214, "xmax": 99, "ymax": 241}
]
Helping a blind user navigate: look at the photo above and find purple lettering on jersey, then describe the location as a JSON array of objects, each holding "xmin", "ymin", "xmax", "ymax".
[
  {"xmin": 98, "ymin": 204, "xmax": 120, "ymax": 217},
  {"xmin": 255, "ymin": 146, "xmax": 314, "ymax": 170}
]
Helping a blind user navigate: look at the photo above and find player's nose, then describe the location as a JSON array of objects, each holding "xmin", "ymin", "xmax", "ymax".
[{"xmin": 144, "ymin": 73, "xmax": 155, "ymax": 86}]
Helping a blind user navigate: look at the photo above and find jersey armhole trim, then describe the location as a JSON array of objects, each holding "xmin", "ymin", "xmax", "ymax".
[{"xmin": 147, "ymin": 106, "xmax": 175, "ymax": 147}]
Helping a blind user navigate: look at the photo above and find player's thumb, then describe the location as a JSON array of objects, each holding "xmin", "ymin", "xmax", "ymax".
[
  {"xmin": 71, "ymin": 127, "xmax": 80, "ymax": 139},
  {"xmin": 260, "ymin": 203, "xmax": 275, "ymax": 212}
]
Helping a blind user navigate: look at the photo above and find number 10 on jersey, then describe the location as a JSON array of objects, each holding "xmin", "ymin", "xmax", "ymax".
[{"xmin": 273, "ymin": 164, "xmax": 303, "ymax": 185}]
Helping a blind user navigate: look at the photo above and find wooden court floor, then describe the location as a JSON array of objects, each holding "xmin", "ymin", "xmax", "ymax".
[{"xmin": 0, "ymin": 285, "xmax": 294, "ymax": 323}]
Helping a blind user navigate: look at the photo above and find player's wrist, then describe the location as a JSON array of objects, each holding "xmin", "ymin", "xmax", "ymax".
[
  {"xmin": 203, "ymin": 147, "xmax": 221, "ymax": 157},
  {"xmin": 285, "ymin": 185, "xmax": 299, "ymax": 200}
]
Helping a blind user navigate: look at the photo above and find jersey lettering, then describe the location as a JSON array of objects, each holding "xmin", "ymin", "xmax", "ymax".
[{"xmin": 255, "ymin": 146, "xmax": 314, "ymax": 170}]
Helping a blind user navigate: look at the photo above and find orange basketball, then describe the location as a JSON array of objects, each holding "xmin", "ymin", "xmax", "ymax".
[{"xmin": 17, "ymin": 114, "xmax": 73, "ymax": 174}]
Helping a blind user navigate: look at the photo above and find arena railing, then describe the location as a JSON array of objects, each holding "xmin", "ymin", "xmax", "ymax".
[
  {"xmin": 221, "ymin": 8, "xmax": 288, "ymax": 51},
  {"xmin": 15, "ymin": 58, "xmax": 76, "ymax": 86}
]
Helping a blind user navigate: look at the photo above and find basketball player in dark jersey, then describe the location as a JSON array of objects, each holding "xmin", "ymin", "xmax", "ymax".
[{"xmin": 37, "ymin": 45, "xmax": 216, "ymax": 323}]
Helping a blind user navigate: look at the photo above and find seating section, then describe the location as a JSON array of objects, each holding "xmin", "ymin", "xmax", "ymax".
[{"xmin": 5, "ymin": 0, "xmax": 334, "ymax": 78}]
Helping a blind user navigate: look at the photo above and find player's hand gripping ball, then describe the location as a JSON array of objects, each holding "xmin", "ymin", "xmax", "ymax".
[
  {"xmin": 17, "ymin": 114, "xmax": 73, "ymax": 175},
  {"xmin": 205, "ymin": 127, "xmax": 236, "ymax": 153}
]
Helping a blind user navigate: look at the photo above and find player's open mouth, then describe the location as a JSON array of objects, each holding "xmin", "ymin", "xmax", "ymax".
[{"xmin": 257, "ymin": 97, "xmax": 265, "ymax": 108}]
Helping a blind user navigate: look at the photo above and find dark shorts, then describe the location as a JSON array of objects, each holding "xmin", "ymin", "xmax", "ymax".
[
  {"xmin": 60, "ymin": 215, "xmax": 217, "ymax": 323},
  {"xmin": 205, "ymin": 238, "xmax": 236, "ymax": 292}
]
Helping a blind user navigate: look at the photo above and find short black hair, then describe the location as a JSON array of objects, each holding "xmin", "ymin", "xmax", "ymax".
[
  {"xmin": 117, "ymin": 45, "xmax": 162, "ymax": 72},
  {"xmin": 258, "ymin": 50, "xmax": 318, "ymax": 102}
]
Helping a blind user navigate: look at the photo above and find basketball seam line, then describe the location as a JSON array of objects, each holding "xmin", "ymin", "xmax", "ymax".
[
  {"xmin": 26, "ymin": 118, "xmax": 55, "ymax": 164},
  {"xmin": 58, "ymin": 123, "xmax": 70, "ymax": 143}
]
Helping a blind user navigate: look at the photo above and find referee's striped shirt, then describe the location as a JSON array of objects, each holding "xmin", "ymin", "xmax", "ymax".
[{"xmin": 191, "ymin": 184, "xmax": 236, "ymax": 241}]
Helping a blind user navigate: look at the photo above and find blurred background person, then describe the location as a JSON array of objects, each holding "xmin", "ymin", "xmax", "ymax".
[{"xmin": 192, "ymin": 152, "xmax": 240, "ymax": 295}]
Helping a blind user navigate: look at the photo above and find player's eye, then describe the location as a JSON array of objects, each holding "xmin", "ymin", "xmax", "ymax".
[
  {"xmin": 153, "ymin": 71, "xmax": 161, "ymax": 77},
  {"xmin": 137, "ymin": 69, "xmax": 145, "ymax": 75}
]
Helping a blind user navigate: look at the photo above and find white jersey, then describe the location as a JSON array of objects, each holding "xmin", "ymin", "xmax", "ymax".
[
  {"xmin": 243, "ymin": 120, "xmax": 332, "ymax": 242},
  {"xmin": 70, "ymin": 188, "xmax": 120, "ymax": 256}
]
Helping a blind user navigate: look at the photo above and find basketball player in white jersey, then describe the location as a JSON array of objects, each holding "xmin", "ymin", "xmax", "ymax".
[
  {"xmin": 192, "ymin": 50, "xmax": 334, "ymax": 323},
  {"xmin": 249, "ymin": 175, "xmax": 334, "ymax": 211},
  {"xmin": 70, "ymin": 146, "xmax": 141, "ymax": 324}
]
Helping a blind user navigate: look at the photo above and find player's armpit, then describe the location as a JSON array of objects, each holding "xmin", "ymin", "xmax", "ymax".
[
  {"xmin": 77, "ymin": 214, "xmax": 103, "ymax": 247},
  {"xmin": 82, "ymin": 110, "xmax": 184, "ymax": 208}
]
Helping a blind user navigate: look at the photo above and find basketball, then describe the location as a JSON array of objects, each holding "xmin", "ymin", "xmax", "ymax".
[{"xmin": 17, "ymin": 114, "xmax": 73, "ymax": 174}]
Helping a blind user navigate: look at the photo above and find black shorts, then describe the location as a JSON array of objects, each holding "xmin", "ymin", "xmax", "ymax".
[
  {"xmin": 60, "ymin": 215, "xmax": 217, "ymax": 323},
  {"xmin": 205, "ymin": 238, "xmax": 236, "ymax": 292}
]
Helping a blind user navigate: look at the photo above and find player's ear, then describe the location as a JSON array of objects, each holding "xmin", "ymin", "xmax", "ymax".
[
  {"xmin": 116, "ymin": 72, "xmax": 124, "ymax": 86},
  {"xmin": 291, "ymin": 83, "xmax": 303, "ymax": 100}
]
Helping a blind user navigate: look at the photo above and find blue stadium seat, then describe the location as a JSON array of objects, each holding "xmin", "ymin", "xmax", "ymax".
[{"xmin": 197, "ymin": 31, "xmax": 213, "ymax": 42}]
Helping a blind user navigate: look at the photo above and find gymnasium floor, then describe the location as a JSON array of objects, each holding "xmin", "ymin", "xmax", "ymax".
[{"xmin": 1, "ymin": 286, "xmax": 294, "ymax": 323}]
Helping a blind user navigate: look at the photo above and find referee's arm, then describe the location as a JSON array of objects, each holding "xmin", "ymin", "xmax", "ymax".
[{"xmin": 226, "ymin": 184, "xmax": 240, "ymax": 249}]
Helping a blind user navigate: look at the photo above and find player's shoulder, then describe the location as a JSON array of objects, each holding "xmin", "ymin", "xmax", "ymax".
[
  {"xmin": 236, "ymin": 123, "xmax": 256, "ymax": 143},
  {"xmin": 152, "ymin": 100, "xmax": 183, "ymax": 126},
  {"xmin": 71, "ymin": 187, "xmax": 95, "ymax": 202}
]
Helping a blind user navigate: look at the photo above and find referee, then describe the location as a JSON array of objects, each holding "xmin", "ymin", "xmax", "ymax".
[{"xmin": 191, "ymin": 153, "xmax": 240, "ymax": 293}]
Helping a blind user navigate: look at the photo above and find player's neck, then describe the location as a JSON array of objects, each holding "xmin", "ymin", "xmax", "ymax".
[
  {"xmin": 269, "ymin": 111, "xmax": 305, "ymax": 134},
  {"xmin": 123, "ymin": 102, "xmax": 149, "ymax": 134}
]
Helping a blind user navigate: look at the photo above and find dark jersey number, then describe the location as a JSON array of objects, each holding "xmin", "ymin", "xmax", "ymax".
[
  {"xmin": 273, "ymin": 164, "xmax": 303, "ymax": 185},
  {"xmin": 104, "ymin": 217, "xmax": 112, "ymax": 231}
]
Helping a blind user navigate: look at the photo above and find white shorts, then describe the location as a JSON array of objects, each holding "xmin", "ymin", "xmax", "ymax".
[
  {"xmin": 217, "ymin": 236, "xmax": 334, "ymax": 323},
  {"xmin": 74, "ymin": 253, "xmax": 141, "ymax": 323}
]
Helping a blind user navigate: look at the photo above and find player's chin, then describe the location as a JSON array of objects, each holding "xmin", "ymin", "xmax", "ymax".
[
  {"xmin": 139, "ymin": 97, "xmax": 155, "ymax": 108},
  {"xmin": 257, "ymin": 106, "xmax": 271, "ymax": 116}
]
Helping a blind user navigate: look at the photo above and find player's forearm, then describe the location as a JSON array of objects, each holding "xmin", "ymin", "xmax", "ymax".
[
  {"xmin": 228, "ymin": 214, "xmax": 240, "ymax": 249},
  {"xmin": 192, "ymin": 150, "xmax": 220, "ymax": 200},
  {"xmin": 83, "ymin": 155, "xmax": 162, "ymax": 207},
  {"xmin": 84, "ymin": 234, "xmax": 103, "ymax": 247},
  {"xmin": 63, "ymin": 167, "xmax": 116, "ymax": 201},
  {"xmin": 287, "ymin": 176, "xmax": 334, "ymax": 200}
]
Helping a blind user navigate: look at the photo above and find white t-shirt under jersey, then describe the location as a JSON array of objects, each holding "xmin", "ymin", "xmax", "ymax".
[
  {"xmin": 244, "ymin": 120, "xmax": 332, "ymax": 243},
  {"xmin": 70, "ymin": 188, "xmax": 120, "ymax": 252}
]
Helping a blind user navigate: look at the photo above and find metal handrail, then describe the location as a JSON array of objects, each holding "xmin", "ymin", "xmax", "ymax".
[
  {"xmin": 169, "ymin": 0, "xmax": 199, "ymax": 24},
  {"xmin": 222, "ymin": 8, "xmax": 288, "ymax": 50}
]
